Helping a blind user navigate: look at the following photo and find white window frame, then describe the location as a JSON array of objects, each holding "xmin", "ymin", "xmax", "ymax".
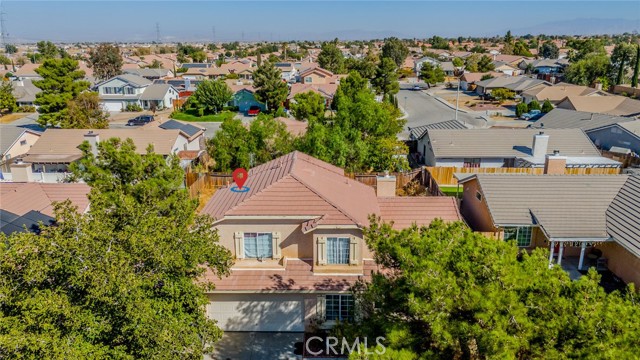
[
  {"xmin": 504, "ymin": 226, "xmax": 533, "ymax": 247},
  {"xmin": 243, "ymin": 232, "xmax": 273, "ymax": 259},
  {"xmin": 324, "ymin": 294, "xmax": 354, "ymax": 322},
  {"xmin": 326, "ymin": 237, "xmax": 350, "ymax": 265}
]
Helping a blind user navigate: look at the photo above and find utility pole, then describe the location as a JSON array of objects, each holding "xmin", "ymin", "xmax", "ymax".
[
  {"xmin": 155, "ymin": 22, "xmax": 161, "ymax": 43},
  {"xmin": 0, "ymin": 2, "xmax": 8, "ymax": 49}
]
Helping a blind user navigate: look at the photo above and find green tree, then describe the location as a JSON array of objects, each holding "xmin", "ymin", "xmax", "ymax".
[
  {"xmin": 1, "ymin": 138, "xmax": 233, "ymax": 359},
  {"xmin": 528, "ymin": 100, "xmax": 541, "ymax": 111},
  {"xmin": 419, "ymin": 62, "xmax": 445, "ymax": 88},
  {"xmin": 253, "ymin": 61, "xmax": 288, "ymax": 112},
  {"xmin": 64, "ymin": 91, "xmax": 109, "ymax": 129},
  {"xmin": 470, "ymin": 45, "xmax": 486, "ymax": 54},
  {"xmin": 567, "ymin": 38, "xmax": 606, "ymax": 62},
  {"xmin": 513, "ymin": 41, "xmax": 533, "ymax": 56},
  {"xmin": 88, "ymin": 43, "xmax": 123, "ymax": 81},
  {"xmin": 464, "ymin": 54, "xmax": 481, "ymax": 72},
  {"xmin": 633, "ymin": 44, "xmax": 640, "ymax": 88},
  {"xmin": 191, "ymin": 50, "xmax": 207, "ymax": 63},
  {"xmin": 452, "ymin": 57, "xmax": 464, "ymax": 67},
  {"xmin": 477, "ymin": 55, "xmax": 495, "ymax": 72},
  {"xmin": 428, "ymin": 35, "xmax": 450, "ymax": 50},
  {"xmin": 516, "ymin": 102, "xmax": 529, "ymax": 117},
  {"xmin": 371, "ymin": 57, "xmax": 400, "ymax": 98},
  {"xmin": 191, "ymin": 79, "xmax": 233, "ymax": 114},
  {"xmin": 36, "ymin": 40, "xmax": 57, "ymax": 60},
  {"xmin": 565, "ymin": 54, "xmax": 610, "ymax": 86},
  {"xmin": 540, "ymin": 41, "xmax": 559, "ymax": 59},
  {"xmin": 491, "ymin": 87, "xmax": 515, "ymax": 103},
  {"xmin": 609, "ymin": 43, "xmax": 637, "ymax": 85},
  {"xmin": 148, "ymin": 59, "xmax": 163, "ymax": 69},
  {"xmin": 0, "ymin": 81, "xmax": 16, "ymax": 114},
  {"xmin": 381, "ymin": 37, "xmax": 409, "ymax": 68},
  {"xmin": 4, "ymin": 44, "xmax": 17, "ymax": 54},
  {"xmin": 33, "ymin": 58, "xmax": 91, "ymax": 127},
  {"xmin": 541, "ymin": 99, "xmax": 554, "ymax": 113},
  {"xmin": 318, "ymin": 39, "xmax": 345, "ymax": 73},
  {"xmin": 338, "ymin": 219, "xmax": 640, "ymax": 359},
  {"xmin": 290, "ymin": 91, "xmax": 326, "ymax": 121}
]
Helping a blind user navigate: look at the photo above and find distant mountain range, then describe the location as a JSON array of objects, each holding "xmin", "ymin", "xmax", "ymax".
[{"xmin": 508, "ymin": 18, "xmax": 639, "ymax": 36}]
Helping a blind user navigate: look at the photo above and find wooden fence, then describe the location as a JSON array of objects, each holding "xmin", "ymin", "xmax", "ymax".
[
  {"xmin": 185, "ymin": 172, "xmax": 233, "ymax": 198},
  {"xmin": 601, "ymin": 151, "xmax": 640, "ymax": 168},
  {"xmin": 425, "ymin": 166, "xmax": 622, "ymax": 186}
]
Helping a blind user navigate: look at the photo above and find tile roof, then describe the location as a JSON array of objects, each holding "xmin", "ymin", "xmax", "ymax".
[
  {"xmin": 522, "ymin": 84, "xmax": 603, "ymax": 103},
  {"xmin": 1, "ymin": 182, "xmax": 90, "ymax": 214},
  {"xmin": 378, "ymin": 196, "xmax": 462, "ymax": 229},
  {"xmin": 476, "ymin": 75, "xmax": 549, "ymax": 92},
  {"xmin": 426, "ymin": 128, "xmax": 601, "ymax": 158},
  {"xmin": 139, "ymin": 84, "xmax": 175, "ymax": 100},
  {"xmin": 460, "ymin": 72, "xmax": 505, "ymax": 83},
  {"xmin": 23, "ymin": 128, "xmax": 183, "ymax": 163},
  {"xmin": 557, "ymin": 95, "xmax": 640, "ymax": 117},
  {"xmin": 0, "ymin": 126, "xmax": 40, "ymax": 155},
  {"xmin": 531, "ymin": 108, "xmax": 634, "ymax": 131},
  {"xmin": 464, "ymin": 174, "xmax": 629, "ymax": 239},
  {"xmin": 12, "ymin": 79, "xmax": 41, "ymax": 103},
  {"xmin": 606, "ymin": 176, "xmax": 640, "ymax": 257},
  {"xmin": 104, "ymin": 74, "xmax": 152, "ymax": 88},
  {"xmin": 409, "ymin": 120, "xmax": 468, "ymax": 140},
  {"xmin": 275, "ymin": 117, "xmax": 307, "ymax": 137},
  {"xmin": 288, "ymin": 83, "xmax": 338, "ymax": 100},
  {"xmin": 204, "ymin": 259, "xmax": 378, "ymax": 292}
]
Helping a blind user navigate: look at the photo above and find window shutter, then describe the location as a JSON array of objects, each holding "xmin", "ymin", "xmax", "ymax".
[
  {"xmin": 272, "ymin": 232, "xmax": 282, "ymax": 259},
  {"xmin": 234, "ymin": 232, "xmax": 244, "ymax": 259},
  {"xmin": 317, "ymin": 237, "xmax": 327, "ymax": 265},
  {"xmin": 349, "ymin": 237, "xmax": 358, "ymax": 265},
  {"xmin": 316, "ymin": 295, "xmax": 326, "ymax": 321}
]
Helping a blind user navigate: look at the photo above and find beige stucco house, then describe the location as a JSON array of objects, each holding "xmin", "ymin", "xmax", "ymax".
[{"xmin": 200, "ymin": 151, "xmax": 462, "ymax": 332}]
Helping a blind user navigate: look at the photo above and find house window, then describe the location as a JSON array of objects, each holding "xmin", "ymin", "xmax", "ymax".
[
  {"xmin": 115, "ymin": 87, "xmax": 123, "ymax": 94},
  {"xmin": 20, "ymin": 140, "xmax": 27, "ymax": 146},
  {"xmin": 327, "ymin": 237, "xmax": 350, "ymax": 264},
  {"xmin": 243, "ymin": 232, "xmax": 273, "ymax": 259},
  {"xmin": 125, "ymin": 87, "xmax": 134, "ymax": 95},
  {"xmin": 463, "ymin": 158, "xmax": 481, "ymax": 168},
  {"xmin": 305, "ymin": 76, "xmax": 312, "ymax": 83},
  {"xmin": 475, "ymin": 191, "xmax": 482, "ymax": 201},
  {"xmin": 103, "ymin": 87, "xmax": 112, "ymax": 94},
  {"xmin": 504, "ymin": 226, "xmax": 533, "ymax": 247},
  {"xmin": 325, "ymin": 294, "xmax": 354, "ymax": 322}
]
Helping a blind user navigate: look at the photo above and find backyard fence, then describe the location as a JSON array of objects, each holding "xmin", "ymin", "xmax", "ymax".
[
  {"xmin": 425, "ymin": 166, "xmax": 622, "ymax": 186},
  {"xmin": 601, "ymin": 151, "xmax": 640, "ymax": 168}
]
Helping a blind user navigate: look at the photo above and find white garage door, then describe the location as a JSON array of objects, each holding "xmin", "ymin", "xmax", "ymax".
[
  {"xmin": 209, "ymin": 294, "xmax": 304, "ymax": 332},
  {"xmin": 102, "ymin": 101, "xmax": 123, "ymax": 112}
]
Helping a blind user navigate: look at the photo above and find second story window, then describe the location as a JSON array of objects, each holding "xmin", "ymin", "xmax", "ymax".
[
  {"xmin": 244, "ymin": 232, "xmax": 272, "ymax": 259},
  {"xmin": 327, "ymin": 237, "xmax": 350, "ymax": 264},
  {"xmin": 305, "ymin": 76, "xmax": 312, "ymax": 83}
]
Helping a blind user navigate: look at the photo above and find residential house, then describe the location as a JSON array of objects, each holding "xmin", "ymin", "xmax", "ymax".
[
  {"xmin": 200, "ymin": 151, "xmax": 462, "ymax": 332},
  {"xmin": 556, "ymin": 95, "xmax": 640, "ymax": 117},
  {"xmin": 274, "ymin": 62, "xmax": 298, "ymax": 82},
  {"xmin": 458, "ymin": 173, "xmax": 640, "ymax": 286},
  {"xmin": 11, "ymin": 79, "xmax": 41, "ymax": 107},
  {"xmin": 459, "ymin": 72, "xmax": 504, "ymax": 91},
  {"xmin": 492, "ymin": 54, "xmax": 530, "ymax": 66},
  {"xmin": 158, "ymin": 119, "xmax": 205, "ymax": 149},
  {"xmin": 298, "ymin": 66, "xmax": 336, "ymax": 85},
  {"xmin": 413, "ymin": 56, "xmax": 439, "ymax": 73},
  {"xmin": 182, "ymin": 66, "xmax": 216, "ymax": 80},
  {"xmin": 419, "ymin": 128, "xmax": 620, "ymax": 169},
  {"xmin": 276, "ymin": 117, "xmax": 307, "ymax": 137},
  {"xmin": 13, "ymin": 63, "xmax": 42, "ymax": 81},
  {"xmin": 95, "ymin": 74, "xmax": 152, "ymax": 112},
  {"xmin": 532, "ymin": 108, "xmax": 640, "ymax": 155},
  {"xmin": 521, "ymin": 83, "xmax": 607, "ymax": 105},
  {"xmin": 492, "ymin": 61, "xmax": 522, "ymax": 76},
  {"xmin": 0, "ymin": 182, "xmax": 90, "ymax": 235},
  {"xmin": 474, "ymin": 75, "xmax": 550, "ymax": 95},
  {"xmin": 519, "ymin": 58, "xmax": 569, "ymax": 75},
  {"xmin": 138, "ymin": 84, "xmax": 179, "ymax": 111},
  {"xmin": 440, "ymin": 61, "xmax": 455, "ymax": 76},
  {"xmin": 0, "ymin": 127, "xmax": 41, "ymax": 172},
  {"xmin": 13, "ymin": 128, "xmax": 200, "ymax": 182},
  {"xmin": 227, "ymin": 83, "xmax": 265, "ymax": 114},
  {"xmin": 288, "ymin": 83, "xmax": 338, "ymax": 108},
  {"xmin": 123, "ymin": 68, "xmax": 174, "ymax": 80}
]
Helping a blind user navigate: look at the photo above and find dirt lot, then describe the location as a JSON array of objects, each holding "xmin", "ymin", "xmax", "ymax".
[{"xmin": 0, "ymin": 113, "xmax": 32, "ymax": 124}]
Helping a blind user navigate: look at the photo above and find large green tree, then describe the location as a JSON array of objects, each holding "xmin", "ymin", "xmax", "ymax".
[
  {"xmin": 0, "ymin": 138, "xmax": 233, "ymax": 359},
  {"xmin": 64, "ymin": 91, "xmax": 109, "ymax": 129},
  {"xmin": 191, "ymin": 78, "xmax": 233, "ymax": 114},
  {"xmin": 88, "ymin": 43, "xmax": 123, "ymax": 81},
  {"xmin": 371, "ymin": 57, "xmax": 400, "ymax": 98},
  {"xmin": 290, "ymin": 91, "xmax": 326, "ymax": 121},
  {"xmin": 0, "ymin": 81, "xmax": 17, "ymax": 115},
  {"xmin": 540, "ymin": 41, "xmax": 559, "ymax": 59},
  {"xmin": 632, "ymin": 44, "xmax": 640, "ymax": 88},
  {"xmin": 565, "ymin": 53, "xmax": 610, "ymax": 86},
  {"xmin": 33, "ymin": 58, "xmax": 91, "ymax": 127},
  {"xmin": 381, "ymin": 37, "xmax": 409, "ymax": 68},
  {"xmin": 419, "ymin": 62, "xmax": 444, "ymax": 88},
  {"xmin": 609, "ymin": 43, "xmax": 637, "ymax": 85},
  {"xmin": 36, "ymin": 40, "xmax": 58, "ymax": 60},
  {"xmin": 318, "ymin": 39, "xmax": 345, "ymax": 74},
  {"xmin": 253, "ymin": 61, "xmax": 289, "ymax": 112},
  {"xmin": 340, "ymin": 219, "xmax": 640, "ymax": 359}
]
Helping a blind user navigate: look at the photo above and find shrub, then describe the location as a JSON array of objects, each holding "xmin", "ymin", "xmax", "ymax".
[
  {"xmin": 225, "ymin": 73, "xmax": 239, "ymax": 80},
  {"xmin": 124, "ymin": 103, "xmax": 143, "ymax": 112},
  {"xmin": 18, "ymin": 105, "xmax": 36, "ymax": 112},
  {"xmin": 516, "ymin": 103, "xmax": 529, "ymax": 117},
  {"xmin": 528, "ymin": 100, "xmax": 541, "ymax": 111},
  {"xmin": 223, "ymin": 105, "xmax": 239, "ymax": 112},
  {"xmin": 541, "ymin": 100, "xmax": 553, "ymax": 113}
]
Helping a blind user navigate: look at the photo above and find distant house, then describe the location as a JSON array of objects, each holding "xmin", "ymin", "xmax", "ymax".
[
  {"xmin": 419, "ymin": 128, "xmax": 620, "ymax": 169},
  {"xmin": 288, "ymin": 83, "xmax": 338, "ymax": 108},
  {"xmin": 519, "ymin": 58, "xmax": 569, "ymax": 75},
  {"xmin": 521, "ymin": 83, "xmax": 607, "ymax": 105},
  {"xmin": 139, "ymin": 84, "xmax": 179, "ymax": 111},
  {"xmin": 200, "ymin": 151, "xmax": 462, "ymax": 332},
  {"xmin": 13, "ymin": 63, "xmax": 42, "ymax": 81},
  {"xmin": 0, "ymin": 127, "xmax": 41, "ymax": 171},
  {"xmin": 458, "ymin": 174, "xmax": 640, "ymax": 285},
  {"xmin": 94, "ymin": 74, "xmax": 152, "ymax": 112},
  {"xmin": 556, "ymin": 95, "xmax": 640, "ymax": 117},
  {"xmin": 298, "ymin": 66, "xmax": 336, "ymax": 84},
  {"xmin": 413, "ymin": 56, "xmax": 439, "ymax": 73},
  {"xmin": 0, "ymin": 183, "xmax": 90, "ymax": 235},
  {"xmin": 474, "ymin": 76, "xmax": 550, "ymax": 95},
  {"xmin": 229, "ymin": 87, "xmax": 265, "ymax": 114},
  {"xmin": 492, "ymin": 61, "xmax": 522, "ymax": 76},
  {"xmin": 11, "ymin": 79, "xmax": 41, "ymax": 107},
  {"xmin": 459, "ymin": 72, "xmax": 504, "ymax": 91},
  {"xmin": 532, "ymin": 109, "xmax": 640, "ymax": 155},
  {"xmin": 123, "ymin": 68, "xmax": 174, "ymax": 80},
  {"xmin": 274, "ymin": 62, "xmax": 298, "ymax": 82},
  {"xmin": 440, "ymin": 61, "xmax": 455, "ymax": 76}
]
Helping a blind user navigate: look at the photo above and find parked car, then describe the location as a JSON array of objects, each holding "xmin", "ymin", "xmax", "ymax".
[
  {"xmin": 247, "ymin": 106, "xmax": 261, "ymax": 116},
  {"xmin": 520, "ymin": 110, "xmax": 542, "ymax": 120},
  {"xmin": 411, "ymin": 85, "xmax": 422, "ymax": 91},
  {"xmin": 127, "ymin": 115, "xmax": 154, "ymax": 126}
]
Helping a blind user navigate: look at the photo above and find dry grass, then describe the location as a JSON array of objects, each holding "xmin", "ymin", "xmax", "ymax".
[
  {"xmin": 0, "ymin": 113, "xmax": 29, "ymax": 124},
  {"xmin": 196, "ymin": 186, "xmax": 217, "ymax": 213}
]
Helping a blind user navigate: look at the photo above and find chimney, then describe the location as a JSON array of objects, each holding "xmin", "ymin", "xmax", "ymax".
[
  {"xmin": 532, "ymin": 131, "xmax": 549, "ymax": 158},
  {"xmin": 376, "ymin": 172, "xmax": 396, "ymax": 197},
  {"xmin": 544, "ymin": 150, "xmax": 566, "ymax": 175},
  {"xmin": 594, "ymin": 82, "xmax": 603, "ymax": 91},
  {"xmin": 84, "ymin": 131, "xmax": 100, "ymax": 156},
  {"xmin": 10, "ymin": 159, "xmax": 33, "ymax": 182}
]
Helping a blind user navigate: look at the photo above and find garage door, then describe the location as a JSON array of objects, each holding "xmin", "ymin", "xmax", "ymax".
[
  {"xmin": 102, "ymin": 101, "xmax": 123, "ymax": 112},
  {"xmin": 208, "ymin": 294, "xmax": 304, "ymax": 332}
]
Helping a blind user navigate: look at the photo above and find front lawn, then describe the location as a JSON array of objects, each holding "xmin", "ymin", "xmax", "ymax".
[{"xmin": 171, "ymin": 110, "xmax": 235, "ymax": 122}]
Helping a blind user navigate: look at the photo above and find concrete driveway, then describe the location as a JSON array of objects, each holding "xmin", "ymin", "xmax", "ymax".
[{"xmin": 207, "ymin": 332, "xmax": 303, "ymax": 360}]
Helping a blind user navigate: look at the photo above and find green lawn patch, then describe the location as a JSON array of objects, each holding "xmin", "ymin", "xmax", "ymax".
[
  {"xmin": 171, "ymin": 110, "xmax": 235, "ymax": 122},
  {"xmin": 439, "ymin": 186, "xmax": 461, "ymax": 197}
]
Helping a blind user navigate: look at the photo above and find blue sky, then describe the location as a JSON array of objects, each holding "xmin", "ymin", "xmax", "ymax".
[{"xmin": 5, "ymin": 1, "xmax": 640, "ymax": 42}]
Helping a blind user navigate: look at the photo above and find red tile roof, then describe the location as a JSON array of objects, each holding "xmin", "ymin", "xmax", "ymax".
[
  {"xmin": 378, "ymin": 196, "xmax": 462, "ymax": 229},
  {"xmin": 0, "ymin": 183, "xmax": 90, "ymax": 217},
  {"xmin": 205, "ymin": 259, "xmax": 379, "ymax": 292}
]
